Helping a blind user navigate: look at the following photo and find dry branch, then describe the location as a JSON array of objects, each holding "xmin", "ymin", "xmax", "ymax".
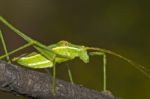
[{"xmin": 0, "ymin": 60, "xmax": 118, "ymax": 99}]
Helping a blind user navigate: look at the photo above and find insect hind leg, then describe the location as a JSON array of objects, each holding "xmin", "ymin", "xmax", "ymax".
[{"xmin": 0, "ymin": 29, "xmax": 11, "ymax": 63}]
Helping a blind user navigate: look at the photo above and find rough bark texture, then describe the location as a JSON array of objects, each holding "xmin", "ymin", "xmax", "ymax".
[{"xmin": 0, "ymin": 60, "xmax": 118, "ymax": 99}]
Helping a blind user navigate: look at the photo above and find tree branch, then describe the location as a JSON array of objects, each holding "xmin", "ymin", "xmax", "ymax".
[{"xmin": 0, "ymin": 60, "xmax": 118, "ymax": 99}]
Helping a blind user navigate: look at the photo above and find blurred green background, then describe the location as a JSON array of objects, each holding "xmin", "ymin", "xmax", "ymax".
[{"xmin": 0, "ymin": 0, "xmax": 150, "ymax": 99}]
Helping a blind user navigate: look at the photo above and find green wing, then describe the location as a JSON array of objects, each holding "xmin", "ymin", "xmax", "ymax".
[{"xmin": 13, "ymin": 52, "xmax": 53, "ymax": 69}]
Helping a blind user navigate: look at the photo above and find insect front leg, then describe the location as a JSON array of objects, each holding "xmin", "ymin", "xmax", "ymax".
[{"xmin": 89, "ymin": 52, "xmax": 107, "ymax": 92}]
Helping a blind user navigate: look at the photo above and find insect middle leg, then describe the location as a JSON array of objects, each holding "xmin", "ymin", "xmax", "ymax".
[
  {"xmin": 66, "ymin": 63, "xmax": 74, "ymax": 84},
  {"xmin": 51, "ymin": 61, "xmax": 56, "ymax": 95}
]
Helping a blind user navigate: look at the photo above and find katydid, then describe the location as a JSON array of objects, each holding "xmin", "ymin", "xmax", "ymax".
[
  {"xmin": 0, "ymin": 16, "xmax": 150, "ymax": 96},
  {"xmin": 12, "ymin": 41, "xmax": 150, "ymax": 91},
  {"xmin": 0, "ymin": 16, "xmax": 71, "ymax": 95}
]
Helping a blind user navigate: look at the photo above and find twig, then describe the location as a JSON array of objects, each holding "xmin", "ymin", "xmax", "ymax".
[{"xmin": 0, "ymin": 60, "xmax": 118, "ymax": 99}]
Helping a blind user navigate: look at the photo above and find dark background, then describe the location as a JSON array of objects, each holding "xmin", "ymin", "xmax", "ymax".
[{"xmin": 0, "ymin": 0, "xmax": 150, "ymax": 99}]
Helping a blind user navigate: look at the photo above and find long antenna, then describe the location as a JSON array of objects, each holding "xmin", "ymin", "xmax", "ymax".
[{"xmin": 87, "ymin": 47, "xmax": 150, "ymax": 79}]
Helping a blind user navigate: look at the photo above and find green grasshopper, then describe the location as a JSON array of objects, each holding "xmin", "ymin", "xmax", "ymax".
[{"xmin": 0, "ymin": 16, "xmax": 150, "ymax": 96}]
